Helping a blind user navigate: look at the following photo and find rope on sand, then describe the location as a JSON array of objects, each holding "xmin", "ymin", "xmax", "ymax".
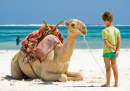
[{"xmin": 83, "ymin": 35, "xmax": 106, "ymax": 78}]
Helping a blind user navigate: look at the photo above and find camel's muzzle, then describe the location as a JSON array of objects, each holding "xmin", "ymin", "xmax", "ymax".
[{"xmin": 80, "ymin": 29, "xmax": 87, "ymax": 35}]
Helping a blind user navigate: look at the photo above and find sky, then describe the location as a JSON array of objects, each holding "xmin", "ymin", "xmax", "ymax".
[{"xmin": 0, "ymin": 0, "xmax": 130, "ymax": 25}]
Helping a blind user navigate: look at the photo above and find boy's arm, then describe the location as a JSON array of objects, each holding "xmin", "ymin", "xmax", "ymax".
[
  {"xmin": 115, "ymin": 37, "xmax": 121, "ymax": 57},
  {"xmin": 103, "ymin": 39, "xmax": 116, "ymax": 51},
  {"xmin": 116, "ymin": 37, "xmax": 121, "ymax": 51}
]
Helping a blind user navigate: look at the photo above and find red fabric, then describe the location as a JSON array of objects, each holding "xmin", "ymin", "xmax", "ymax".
[{"xmin": 22, "ymin": 25, "xmax": 64, "ymax": 53}]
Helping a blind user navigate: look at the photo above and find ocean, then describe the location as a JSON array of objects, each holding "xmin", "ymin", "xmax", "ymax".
[{"xmin": 0, "ymin": 25, "xmax": 130, "ymax": 50}]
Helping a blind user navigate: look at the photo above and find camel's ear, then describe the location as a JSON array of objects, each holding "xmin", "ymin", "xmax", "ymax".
[{"xmin": 64, "ymin": 21, "xmax": 69, "ymax": 26}]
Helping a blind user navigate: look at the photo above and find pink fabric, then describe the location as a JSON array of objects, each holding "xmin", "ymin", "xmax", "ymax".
[{"xmin": 32, "ymin": 35, "xmax": 62, "ymax": 62}]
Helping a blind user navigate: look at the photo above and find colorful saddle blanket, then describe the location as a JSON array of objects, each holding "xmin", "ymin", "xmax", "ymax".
[
  {"xmin": 22, "ymin": 25, "xmax": 64, "ymax": 53},
  {"xmin": 32, "ymin": 35, "xmax": 62, "ymax": 62}
]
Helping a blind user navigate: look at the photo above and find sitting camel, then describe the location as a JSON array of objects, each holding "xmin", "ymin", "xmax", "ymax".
[{"xmin": 11, "ymin": 19, "xmax": 87, "ymax": 82}]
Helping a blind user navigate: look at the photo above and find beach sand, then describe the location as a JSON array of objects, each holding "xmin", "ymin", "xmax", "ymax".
[{"xmin": 0, "ymin": 49, "xmax": 130, "ymax": 91}]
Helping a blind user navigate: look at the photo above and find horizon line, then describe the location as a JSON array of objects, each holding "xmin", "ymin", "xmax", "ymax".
[{"xmin": 0, "ymin": 24, "xmax": 130, "ymax": 27}]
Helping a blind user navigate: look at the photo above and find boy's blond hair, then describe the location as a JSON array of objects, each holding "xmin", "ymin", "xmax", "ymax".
[{"xmin": 102, "ymin": 11, "xmax": 113, "ymax": 22}]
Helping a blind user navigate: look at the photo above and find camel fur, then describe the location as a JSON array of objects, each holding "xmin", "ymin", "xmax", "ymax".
[{"xmin": 11, "ymin": 19, "xmax": 87, "ymax": 82}]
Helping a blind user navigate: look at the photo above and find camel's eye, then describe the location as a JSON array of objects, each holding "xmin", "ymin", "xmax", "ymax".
[
  {"xmin": 82, "ymin": 26, "xmax": 85, "ymax": 29},
  {"xmin": 71, "ymin": 24, "xmax": 75, "ymax": 28}
]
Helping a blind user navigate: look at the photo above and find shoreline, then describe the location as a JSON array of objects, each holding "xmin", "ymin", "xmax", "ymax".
[
  {"xmin": 1, "ymin": 24, "xmax": 130, "ymax": 26},
  {"xmin": 0, "ymin": 49, "xmax": 130, "ymax": 91},
  {"xmin": 0, "ymin": 47, "xmax": 130, "ymax": 50}
]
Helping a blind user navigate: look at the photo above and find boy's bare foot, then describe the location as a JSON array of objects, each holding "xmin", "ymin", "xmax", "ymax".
[
  {"xmin": 114, "ymin": 84, "xmax": 118, "ymax": 87},
  {"xmin": 101, "ymin": 83, "xmax": 110, "ymax": 87}
]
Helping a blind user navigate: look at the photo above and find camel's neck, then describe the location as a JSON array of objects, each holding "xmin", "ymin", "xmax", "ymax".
[{"xmin": 59, "ymin": 31, "xmax": 77, "ymax": 63}]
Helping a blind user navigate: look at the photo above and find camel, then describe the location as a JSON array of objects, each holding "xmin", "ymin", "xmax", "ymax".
[{"xmin": 11, "ymin": 19, "xmax": 87, "ymax": 82}]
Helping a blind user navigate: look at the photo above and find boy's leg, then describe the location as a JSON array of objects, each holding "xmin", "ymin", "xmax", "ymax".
[
  {"xmin": 111, "ymin": 58, "xmax": 118, "ymax": 87},
  {"xmin": 102, "ymin": 57, "xmax": 111, "ymax": 87}
]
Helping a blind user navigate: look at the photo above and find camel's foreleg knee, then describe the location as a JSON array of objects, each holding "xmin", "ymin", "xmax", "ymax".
[
  {"xmin": 41, "ymin": 72, "xmax": 67, "ymax": 82},
  {"xmin": 66, "ymin": 71, "xmax": 84, "ymax": 81}
]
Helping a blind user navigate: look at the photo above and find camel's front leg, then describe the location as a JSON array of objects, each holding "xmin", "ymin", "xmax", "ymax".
[
  {"xmin": 41, "ymin": 72, "xmax": 67, "ymax": 82},
  {"xmin": 66, "ymin": 71, "xmax": 84, "ymax": 81}
]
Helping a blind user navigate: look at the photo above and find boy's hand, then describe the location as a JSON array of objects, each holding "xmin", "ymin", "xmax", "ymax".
[
  {"xmin": 115, "ymin": 51, "xmax": 119, "ymax": 57},
  {"xmin": 112, "ymin": 46, "xmax": 116, "ymax": 51}
]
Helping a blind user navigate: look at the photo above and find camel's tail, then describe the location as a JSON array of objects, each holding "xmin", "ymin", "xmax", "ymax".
[
  {"xmin": 11, "ymin": 51, "xmax": 20, "ymax": 64},
  {"xmin": 11, "ymin": 51, "xmax": 25, "ymax": 79}
]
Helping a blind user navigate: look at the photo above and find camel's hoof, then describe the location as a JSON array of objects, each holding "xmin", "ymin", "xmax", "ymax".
[
  {"xmin": 76, "ymin": 72, "xmax": 84, "ymax": 81},
  {"xmin": 59, "ymin": 74, "xmax": 67, "ymax": 82}
]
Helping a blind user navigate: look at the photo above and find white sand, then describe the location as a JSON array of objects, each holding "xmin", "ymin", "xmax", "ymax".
[{"xmin": 0, "ymin": 49, "xmax": 130, "ymax": 91}]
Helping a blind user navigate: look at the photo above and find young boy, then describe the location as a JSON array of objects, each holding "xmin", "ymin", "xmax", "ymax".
[{"xmin": 101, "ymin": 11, "xmax": 121, "ymax": 87}]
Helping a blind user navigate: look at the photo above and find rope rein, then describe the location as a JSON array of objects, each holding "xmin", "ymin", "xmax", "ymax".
[
  {"xmin": 83, "ymin": 35, "xmax": 106, "ymax": 77},
  {"xmin": 24, "ymin": 53, "xmax": 39, "ymax": 78},
  {"xmin": 23, "ymin": 35, "xmax": 106, "ymax": 79}
]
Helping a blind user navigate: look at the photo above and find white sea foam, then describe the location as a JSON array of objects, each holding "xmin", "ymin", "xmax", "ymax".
[
  {"xmin": 87, "ymin": 25, "xmax": 130, "ymax": 27},
  {"xmin": 0, "ymin": 24, "xmax": 42, "ymax": 26},
  {"xmin": 0, "ymin": 24, "xmax": 130, "ymax": 27},
  {"xmin": 87, "ymin": 25, "xmax": 105, "ymax": 26},
  {"xmin": 114, "ymin": 25, "xmax": 130, "ymax": 26},
  {"xmin": 0, "ymin": 24, "xmax": 66, "ymax": 27}
]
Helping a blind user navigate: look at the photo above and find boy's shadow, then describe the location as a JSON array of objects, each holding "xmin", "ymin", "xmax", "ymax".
[{"xmin": 65, "ymin": 85, "xmax": 101, "ymax": 87}]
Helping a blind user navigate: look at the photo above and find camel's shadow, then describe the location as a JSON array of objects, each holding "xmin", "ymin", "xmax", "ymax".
[
  {"xmin": 1, "ymin": 75, "xmax": 14, "ymax": 81},
  {"xmin": 2, "ymin": 75, "xmax": 59, "ymax": 85},
  {"xmin": 3, "ymin": 75, "xmax": 101, "ymax": 87}
]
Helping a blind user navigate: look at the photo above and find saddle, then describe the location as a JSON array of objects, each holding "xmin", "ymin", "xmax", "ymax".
[
  {"xmin": 22, "ymin": 25, "xmax": 64, "ymax": 53},
  {"xmin": 21, "ymin": 24, "xmax": 64, "ymax": 62}
]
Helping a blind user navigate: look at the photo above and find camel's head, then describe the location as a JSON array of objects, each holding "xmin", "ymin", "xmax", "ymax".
[{"xmin": 64, "ymin": 19, "xmax": 87, "ymax": 36}]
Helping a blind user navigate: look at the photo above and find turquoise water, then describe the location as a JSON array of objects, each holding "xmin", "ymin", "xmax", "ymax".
[{"xmin": 0, "ymin": 25, "xmax": 130, "ymax": 50}]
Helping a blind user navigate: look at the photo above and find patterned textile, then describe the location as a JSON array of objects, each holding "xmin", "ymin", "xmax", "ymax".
[
  {"xmin": 22, "ymin": 25, "xmax": 64, "ymax": 53},
  {"xmin": 32, "ymin": 35, "xmax": 62, "ymax": 62}
]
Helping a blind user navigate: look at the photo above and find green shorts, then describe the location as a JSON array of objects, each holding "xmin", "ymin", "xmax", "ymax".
[{"xmin": 103, "ymin": 52, "xmax": 116, "ymax": 58}]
